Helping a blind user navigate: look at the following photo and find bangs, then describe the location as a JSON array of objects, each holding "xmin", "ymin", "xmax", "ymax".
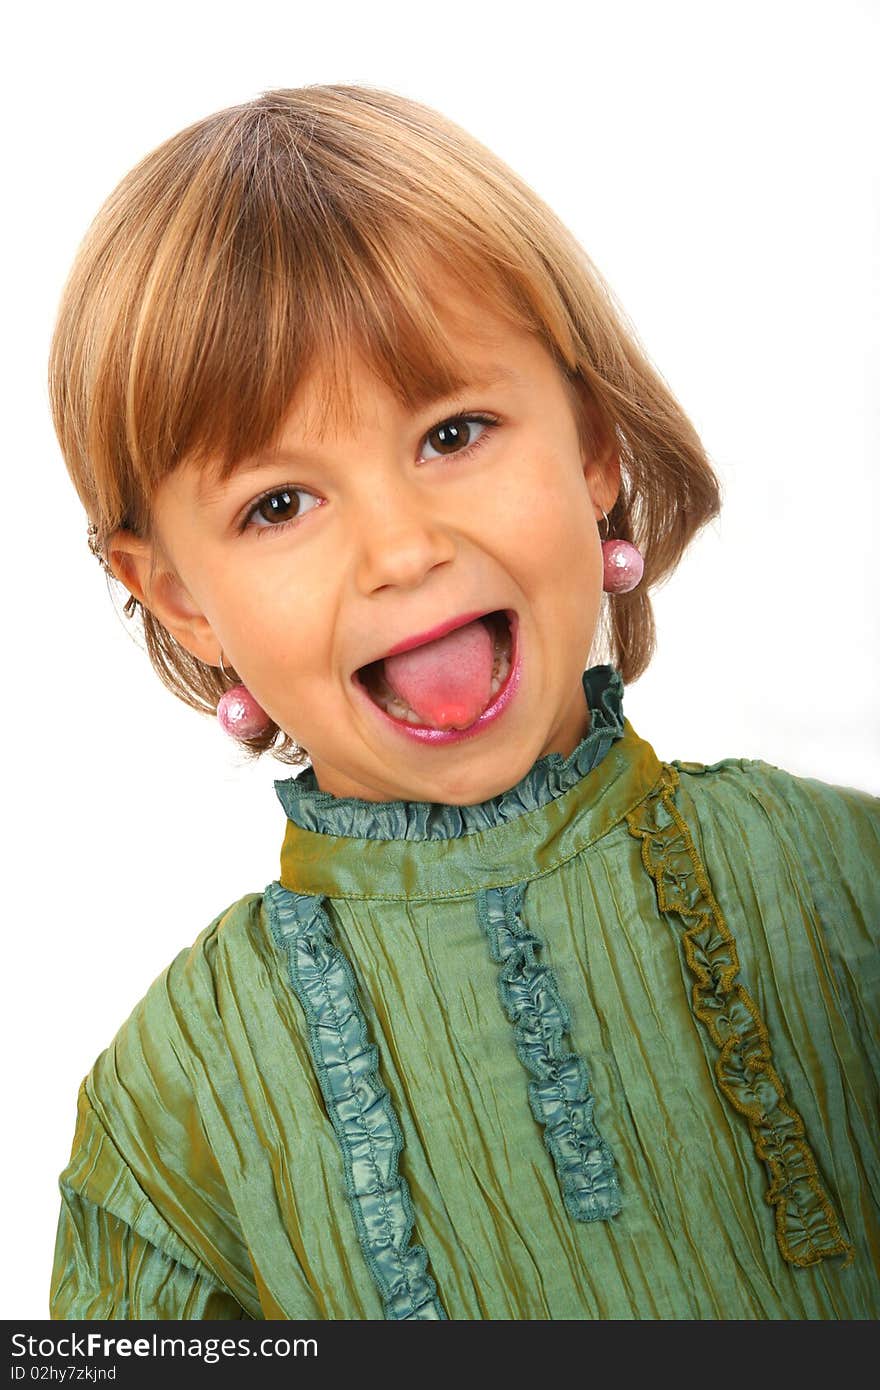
[
  {"xmin": 188, "ymin": 224, "xmax": 532, "ymax": 490},
  {"xmin": 60, "ymin": 91, "xmax": 561, "ymax": 528}
]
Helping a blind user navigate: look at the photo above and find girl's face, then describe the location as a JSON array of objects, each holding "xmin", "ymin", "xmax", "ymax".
[{"xmin": 119, "ymin": 287, "xmax": 619, "ymax": 804}]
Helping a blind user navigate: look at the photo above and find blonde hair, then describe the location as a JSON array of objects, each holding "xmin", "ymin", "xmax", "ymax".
[{"xmin": 49, "ymin": 84, "xmax": 722, "ymax": 764}]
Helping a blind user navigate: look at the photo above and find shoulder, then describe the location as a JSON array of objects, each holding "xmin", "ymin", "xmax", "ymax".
[
  {"xmin": 89, "ymin": 889, "xmax": 269, "ymax": 1113},
  {"xmin": 667, "ymin": 752, "xmax": 880, "ymax": 892},
  {"xmin": 67, "ymin": 890, "xmax": 270, "ymax": 1208},
  {"xmin": 134, "ymin": 889, "xmax": 267, "ymax": 1032},
  {"xmin": 661, "ymin": 752, "xmax": 879, "ymax": 1036},
  {"xmin": 670, "ymin": 749, "xmax": 880, "ymax": 812}
]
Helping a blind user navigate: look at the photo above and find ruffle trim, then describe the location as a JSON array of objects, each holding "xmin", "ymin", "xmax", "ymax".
[
  {"xmin": 273, "ymin": 665, "xmax": 626, "ymax": 841},
  {"xmin": 625, "ymin": 763, "xmax": 854, "ymax": 1269},
  {"xmin": 476, "ymin": 882, "xmax": 622, "ymax": 1222},
  {"xmin": 264, "ymin": 880, "xmax": 447, "ymax": 1320}
]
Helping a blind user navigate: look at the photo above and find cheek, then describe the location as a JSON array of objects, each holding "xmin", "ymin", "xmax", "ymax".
[
  {"xmin": 496, "ymin": 460, "xmax": 599, "ymax": 586},
  {"xmin": 219, "ymin": 567, "xmax": 333, "ymax": 690}
]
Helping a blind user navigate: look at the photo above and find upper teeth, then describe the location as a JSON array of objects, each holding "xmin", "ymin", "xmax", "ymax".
[{"xmin": 489, "ymin": 638, "xmax": 511, "ymax": 697}]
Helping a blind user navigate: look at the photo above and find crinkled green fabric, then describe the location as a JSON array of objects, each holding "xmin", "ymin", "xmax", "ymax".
[{"xmin": 51, "ymin": 666, "xmax": 880, "ymax": 1319}]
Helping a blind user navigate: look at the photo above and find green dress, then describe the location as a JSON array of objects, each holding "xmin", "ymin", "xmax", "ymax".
[{"xmin": 50, "ymin": 666, "xmax": 880, "ymax": 1319}]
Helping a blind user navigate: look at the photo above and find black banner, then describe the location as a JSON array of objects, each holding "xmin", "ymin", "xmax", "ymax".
[{"xmin": 1, "ymin": 1315, "xmax": 854, "ymax": 1383}]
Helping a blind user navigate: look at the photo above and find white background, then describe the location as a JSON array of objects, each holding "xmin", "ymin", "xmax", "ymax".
[{"xmin": 3, "ymin": 0, "xmax": 877, "ymax": 1319}]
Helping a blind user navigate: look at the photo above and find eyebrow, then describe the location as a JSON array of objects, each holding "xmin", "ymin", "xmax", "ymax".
[{"xmin": 196, "ymin": 365, "xmax": 523, "ymax": 503}]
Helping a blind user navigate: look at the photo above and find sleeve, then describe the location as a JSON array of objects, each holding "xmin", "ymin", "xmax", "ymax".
[
  {"xmin": 49, "ymin": 1081, "xmax": 250, "ymax": 1321},
  {"xmin": 51, "ymin": 1187, "xmax": 247, "ymax": 1321},
  {"xmin": 750, "ymin": 762, "xmax": 880, "ymax": 1072}
]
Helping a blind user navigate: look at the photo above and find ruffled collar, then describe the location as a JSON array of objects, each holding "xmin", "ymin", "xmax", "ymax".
[{"xmin": 274, "ymin": 664, "xmax": 626, "ymax": 842}]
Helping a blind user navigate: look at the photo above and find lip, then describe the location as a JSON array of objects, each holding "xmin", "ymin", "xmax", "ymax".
[
  {"xmin": 370, "ymin": 608, "xmax": 499, "ymax": 664},
  {"xmin": 352, "ymin": 610, "xmax": 521, "ymax": 746}
]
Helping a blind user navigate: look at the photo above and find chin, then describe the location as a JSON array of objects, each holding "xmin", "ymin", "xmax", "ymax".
[{"xmin": 413, "ymin": 752, "xmax": 534, "ymax": 807}]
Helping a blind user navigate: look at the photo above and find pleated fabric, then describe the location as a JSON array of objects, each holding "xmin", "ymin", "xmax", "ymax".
[{"xmin": 51, "ymin": 667, "xmax": 880, "ymax": 1319}]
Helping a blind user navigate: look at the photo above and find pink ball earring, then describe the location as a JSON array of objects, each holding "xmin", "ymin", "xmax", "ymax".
[
  {"xmin": 600, "ymin": 507, "xmax": 644, "ymax": 594},
  {"xmin": 216, "ymin": 654, "xmax": 272, "ymax": 740}
]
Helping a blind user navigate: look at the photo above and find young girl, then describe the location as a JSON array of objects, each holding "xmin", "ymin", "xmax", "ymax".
[{"xmin": 48, "ymin": 84, "xmax": 879, "ymax": 1321}]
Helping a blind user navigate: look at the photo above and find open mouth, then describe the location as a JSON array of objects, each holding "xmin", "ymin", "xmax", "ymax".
[{"xmin": 353, "ymin": 610, "xmax": 515, "ymax": 731}]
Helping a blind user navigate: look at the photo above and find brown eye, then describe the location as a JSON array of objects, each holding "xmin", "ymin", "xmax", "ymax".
[
  {"xmin": 243, "ymin": 485, "xmax": 320, "ymax": 535},
  {"xmin": 426, "ymin": 418, "xmax": 476, "ymax": 455},
  {"xmin": 422, "ymin": 413, "xmax": 497, "ymax": 462},
  {"xmin": 256, "ymin": 489, "xmax": 300, "ymax": 524}
]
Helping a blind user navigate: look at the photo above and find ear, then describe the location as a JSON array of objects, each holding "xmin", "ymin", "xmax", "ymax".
[
  {"xmin": 583, "ymin": 435, "xmax": 620, "ymax": 522},
  {"xmin": 107, "ymin": 529, "xmax": 222, "ymax": 667},
  {"xmin": 578, "ymin": 396, "xmax": 622, "ymax": 518}
]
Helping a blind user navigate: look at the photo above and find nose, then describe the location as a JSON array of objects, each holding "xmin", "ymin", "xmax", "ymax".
[{"xmin": 352, "ymin": 479, "xmax": 457, "ymax": 594}]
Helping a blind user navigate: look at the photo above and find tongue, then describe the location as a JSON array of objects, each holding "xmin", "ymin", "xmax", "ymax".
[{"xmin": 383, "ymin": 617, "xmax": 495, "ymax": 729}]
